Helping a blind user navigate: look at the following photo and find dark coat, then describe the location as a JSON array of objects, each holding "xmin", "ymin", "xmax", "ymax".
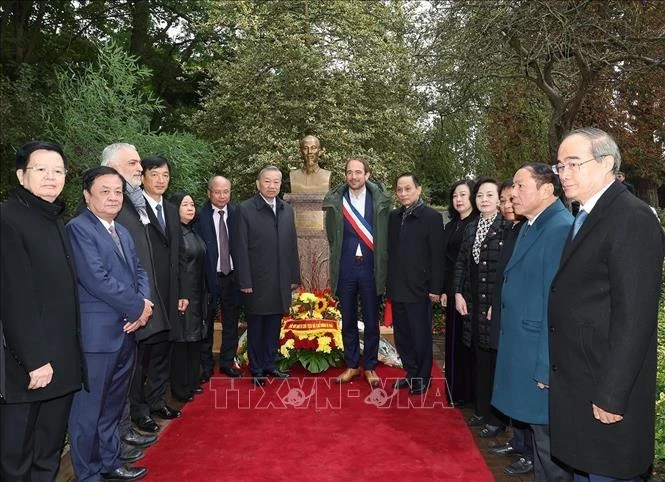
[
  {"xmin": 115, "ymin": 198, "xmax": 183, "ymax": 342},
  {"xmin": 441, "ymin": 214, "xmax": 477, "ymax": 296},
  {"xmin": 548, "ymin": 182, "xmax": 665, "ymax": 478},
  {"xmin": 488, "ymin": 221, "xmax": 523, "ymax": 350},
  {"xmin": 66, "ymin": 209, "xmax": 150, "ymax": 352},
  {"xmin": 143, "ymin": 197, "xmax": 186, "ymax": 342},
  {"xmin": 233, "ymin": 194, "xmax": 301, "ymax": 315},
  {"xmin": 192, "ymin": 201, "xmax": 241, "ymax": 305},
  {"xmin": 454, "ymin": 214, "xmax": 508, "ymax": 350},
  {"xmin": 491, "ymin": 200, "xmax": 572, "ymax": 424},
  {"xmin": 0, "ymin": 187, "xmax": 85, "ymax": 403},
  {"xmin": 387, "ymin": 203, "xmax": 445, "ymax": 302},
  {"xmin": 172, "ymin": 224, "xmax": 207, "ymax": 342}
]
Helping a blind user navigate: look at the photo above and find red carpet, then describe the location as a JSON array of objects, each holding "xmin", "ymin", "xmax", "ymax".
[{"xmin": 141, "ymin": 364, "xmax": 493, "ymax": 481}]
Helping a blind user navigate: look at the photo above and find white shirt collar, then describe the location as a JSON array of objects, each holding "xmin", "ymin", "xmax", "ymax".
[
  {"xmin": 579, "ymin": 180, "xmax": 614, "ymax": 214},
  {"xmin": 259, "ymin": 194, "xmax": 276, "ymax": 208},
  {"xmin": 89, "ymin": 208, "xmax": 114, "ymax": 230},
  {"xmin": 143, "ymin": 191, "xmax": 162, "ymax": 210}
]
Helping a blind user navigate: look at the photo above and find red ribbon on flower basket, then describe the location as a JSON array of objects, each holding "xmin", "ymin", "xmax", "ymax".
[{"xmin": 383, "ymin": 298, "xmax": 393, "ymax": 327}]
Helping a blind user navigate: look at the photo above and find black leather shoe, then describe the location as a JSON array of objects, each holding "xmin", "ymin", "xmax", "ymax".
[
  {"xmin": 467, "ymin": 414, "xmax": 485, "ymax": 426},
  {"xmin": 264, "ymin": 369, "xmax": 289, "ymax": 378},
  {"xmin": 479, "ymin": 424, "xmax": 505, "ymax": 438},
  {"xmin": 151, "ymin": 405, "xmax": 181, "ymax": 420},
  {"xmin": 122, "ymin": 428, "xmax": 157, "ymax": 448},
  {"xmin": 133, "ymin": 416, "xmax": 160, "ymax": 433},
  {"xmin": 488, "ymin": 442, "xmax": 518, "ymax": 456},
  {"xmin": 199, "ymin": 371, "xmax": 212, "ymax": 383},
  {"xmin": 504, "ymin": 457, "xmax": 534, "ymax": 475},
  {"xmin": 394, "ymin": 378, "xmax": 410, "ymax": 390},
  {"xmin": 409, "ymin": 383, "xmax": 430, "ymax": 395},
  {"xmin": 101, "ymin": 465, "xmax": 147, "ymax": 481},
  {"xmin": 193, "ymin": 386, "xmax": 203, "ymax": 394},
  {"xmin": 252, "ymin": 376, "xmax": 266, "ymax": 387},
  {"xmin": 119, "ymin": 444, "xmax": 144, "ymax": 463},
  {"xmin": 220, "ymin": 366, "xmax": 242, "ymax": 378}
]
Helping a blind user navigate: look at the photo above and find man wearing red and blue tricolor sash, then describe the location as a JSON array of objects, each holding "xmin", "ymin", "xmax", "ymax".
[{"xmin": 322, "ymin": 158, "xmax": 391, "ymax": 387}]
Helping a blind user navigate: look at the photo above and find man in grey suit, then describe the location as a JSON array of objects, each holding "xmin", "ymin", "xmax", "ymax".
[
  {"xmin": 233, "ymin": 165, "xmax": 301, "ymax": 386},
  {"xmin": 549, "ymin": 128, "xmax": 665, "ymax": 482}
]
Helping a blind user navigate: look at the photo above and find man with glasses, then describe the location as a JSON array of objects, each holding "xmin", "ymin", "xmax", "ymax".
[
  {"xmin": 491, "ymin": 163, "xmax": 573, "ymax": 481},
  {"xmin": 548, "ymin": 128, "xmax": 665, "ymax": 482},
  {"xmin": 194, "ymin": 176, "xmax": 242, "ymax": 381}
]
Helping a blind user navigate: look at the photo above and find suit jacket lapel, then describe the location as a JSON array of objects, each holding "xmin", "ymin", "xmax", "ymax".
[
  {"xmin": 505, "ymin": 200, "xmax": 561, "ymax": 272},
  {"xmin": 558, "ymin": 182, "xmax": 623, "ymax": 270},
  {"xmin": 85, "ymin": 210, "xmax": 130, "ymax": 267},
  {"xmin": 144, "ymin": 197, "xmax": 168, "ymax": 242}
]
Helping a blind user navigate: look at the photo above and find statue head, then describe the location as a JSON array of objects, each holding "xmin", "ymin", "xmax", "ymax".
[{"xmin": 299, "ymin": 135, "xmax": 321, "ymax": 174}]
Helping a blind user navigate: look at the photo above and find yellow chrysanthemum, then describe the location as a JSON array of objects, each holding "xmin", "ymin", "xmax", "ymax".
[{"xmin": 316, "ymin": 336, "xmax": 332, "ymax": 353}]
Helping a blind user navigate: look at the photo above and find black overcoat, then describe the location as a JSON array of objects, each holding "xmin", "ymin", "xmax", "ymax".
[
  {"xmin": 115, "ymin": 198, "xmax": 183, "ymax": 342},
  {"xmin": 386, "ymin": 203, "xmax": 445, "ymax": 302},
  {"xmin": 172, "ymin": 223, "xmax": 207, "ymax": 342},
  {"xmin": 454, "ymin": 214, "xmax": 508, "ymax": 350},
  {"xmin": 548, "ymin": 181, "xmax": 665, "ymax": 479},
  {"xmin": 0, "ymin": 187, "xmax": 85, "ymax": 403},
  {"xmin": 232, "ymin": 194, "xmax": 301, "ymax": 315}
]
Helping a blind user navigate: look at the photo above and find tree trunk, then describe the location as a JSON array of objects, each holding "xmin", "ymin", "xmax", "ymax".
[{"xmin": 636, "ymin": 178, "xmax": 659, "ymax": 208}]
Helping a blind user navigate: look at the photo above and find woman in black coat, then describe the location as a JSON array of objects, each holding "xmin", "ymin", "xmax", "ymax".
[
  {"xmin": 454, "ymin": 177, "xmax": 508, "ymax": 437},
  {"xmin": 441, "ymin": 179, "xmax": 477, "ymax": 406},
  {"xmin": 169, "ymin": 192, "xmax": 208, "ymax": 402},
  {"xmin": 0, "ymin": 141, "xmax": 85, "ymax": 480}
]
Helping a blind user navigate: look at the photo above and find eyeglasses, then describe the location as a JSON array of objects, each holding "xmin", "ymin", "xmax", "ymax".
[
  {"xmin": 551, "ymin": 158, "xmax": 598, "ymax": 175},
  {"xmin": 25, "ymin": 166, "xmax": 67, "ymax": 177}
]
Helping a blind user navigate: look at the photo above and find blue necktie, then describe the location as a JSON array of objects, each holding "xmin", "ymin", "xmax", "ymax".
[
  {"xmin": 572, "ymin": 209, "xmax": 588, "ymax": 239},
  {"xmin": 155, "ymin": 204, "xmax": 166, "ymax": 232}
]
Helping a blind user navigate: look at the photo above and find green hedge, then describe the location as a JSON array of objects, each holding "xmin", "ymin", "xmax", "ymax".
[{"xmin": 655, "ymin": 266, "xmax": 665, "ymax": 465}]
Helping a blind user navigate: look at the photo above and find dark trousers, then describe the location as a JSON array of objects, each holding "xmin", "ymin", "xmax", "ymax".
[
  {"xmin": 129, "ymin": 339, "xmax": 171, "ymax": 420},
  {"xmin": 471, "ymin": 344, "xmax": 502, "ymax": 426},
  {"xmin": 68, "ymin": 336, "xmax": 136, "ymax": 481},
  {"xmin": 0, "ymin": 393, "xmax": 74, "ymax": 482},
  {"xmin": 170, "ymin": 341, "xmax": 202, "ymax": 399},
  {"xmin": 246, "ymin": 313, "xmax": 281, "ymax": 375},
  {"xmin": 201, "ymin": 272, "xmax": 239, "ymax": 373},
  {"xmin": 531, "ymin": 423, "xmax": 573, "ymax": 482},
  {"xmin": 444, "ymin": 295, "xmax": 473, "ymax": 405},
  {"xmin": 337, "ymin": 258, "xmax": 379, "ymax": 370},
  {"xmin": 510, "ymin": 421, "xmax": 534, "ymax": 460},
  {"xmin": 392, "ymin": 299, "xmax": 433, "ymax": 384},
  {"xmin": 574, "ymin": 473, "xmax": 639, "ymax": 482}
]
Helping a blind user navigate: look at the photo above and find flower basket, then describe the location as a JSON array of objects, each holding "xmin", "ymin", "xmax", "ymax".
[{"xmin": 276, "ymin": 289, "xmax": 344, "ymax": 374}]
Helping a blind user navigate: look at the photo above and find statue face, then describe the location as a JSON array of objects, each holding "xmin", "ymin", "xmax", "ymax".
[{"xmin": 299, "ymin": 137, "xmax": 320, "ymax": 169}]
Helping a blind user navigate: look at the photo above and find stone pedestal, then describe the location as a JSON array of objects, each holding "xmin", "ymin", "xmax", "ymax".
[{"xmin": 284, "ymin": 192, "xmax": 329, "ymax": 292}]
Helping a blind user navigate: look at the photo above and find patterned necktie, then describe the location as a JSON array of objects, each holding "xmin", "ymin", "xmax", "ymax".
[
  {"xmin": 155, "ymin": 203, "xmax": 166, "ymax": 232},
  {"xmin": 218, "ymin": 209, "xmax": 231, "ymax": 275},
  {"xmin": 572, "ymin": 209, "xmax": 588, "ymax": 239},
  {"xmin": 108, "ymin": 225, "xmax": 126, "ymax": 262}
]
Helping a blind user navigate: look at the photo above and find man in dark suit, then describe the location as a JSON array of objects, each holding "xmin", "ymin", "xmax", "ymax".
[
  {"xmin": 0, "ymin": 141, "xmax": 85, "ymax": 481},
  {"xmin": 386, "ymin": 173, "xmax": 444, "ymax": 395},
  {"xmin": 128, "ymin": 155, "xmax": 187, "ymax": 430},
  {"xmin": 67, "ymin": 166, "xmax": 152, "ymax": 481},
  {"xmin": 100, "ymin": 144, "xmax": 165, "ymax": 447},
  {"xmin": 322, "ymin": 158, "xmax": 391, "ymax": 387},
  {"xmin": 549, "ymin": 128, "xmax": 665, "ymax": 482},
  {"xmin": 233, "ymin": 166, "xmax": 301, "ymax": 386},
  {"xmin": 491, "ymin": 163, "xmax": 573, "ymax": 482},
  {"xmin": 194, "ymin": 175, "xmax": 241, "ymax": 381}
]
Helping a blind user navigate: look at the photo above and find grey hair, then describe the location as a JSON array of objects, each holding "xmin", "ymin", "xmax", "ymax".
[
  {"xmin": 257, "ymin": 165, "xmax": 282, "ymax": 180},
  {"xmin": 100, "ymin": 143, "xmax": 138, "ymax": 167},
  {"xmin": 563, "ymin": 128, "xmax": 621, "ymax": 173}
]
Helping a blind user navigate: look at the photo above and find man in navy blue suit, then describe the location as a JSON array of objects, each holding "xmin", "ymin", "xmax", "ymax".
[
  {"xmin": 322, "ymin": 158, "xmax": 391, "ymax": 387},
  {"xmin": 194, "ymin": 175, "xmax": 242, "ymax": 380},
  {"xmin": 67, "ymin": 166, "xmax": 153, "ymax": 482}
]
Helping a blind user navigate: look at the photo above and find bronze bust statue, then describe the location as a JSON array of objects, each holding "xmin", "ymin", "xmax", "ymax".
[{"xmin": 290, "ymin": 135, "xmax": 331, "ymax": 193}]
